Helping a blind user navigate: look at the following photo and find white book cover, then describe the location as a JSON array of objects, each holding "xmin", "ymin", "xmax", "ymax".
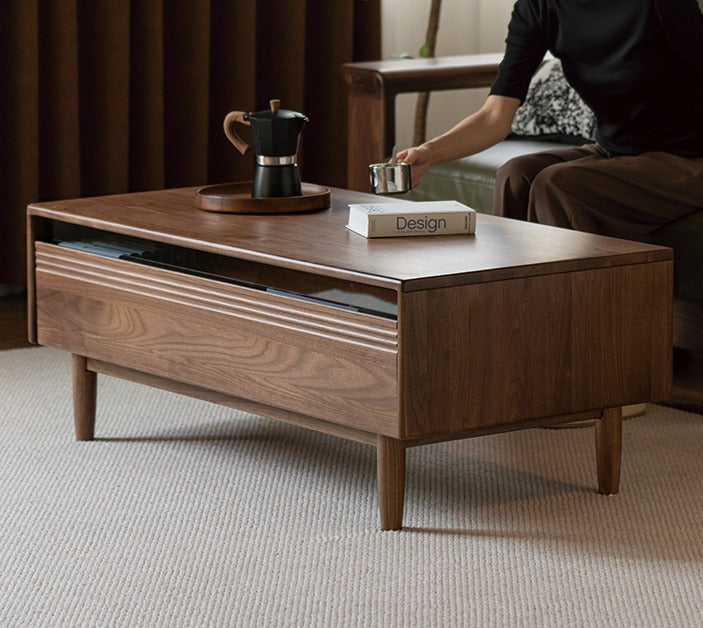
[{"xmin": 346, "ymin": 200, "xmax": 476, "ymax": 238}]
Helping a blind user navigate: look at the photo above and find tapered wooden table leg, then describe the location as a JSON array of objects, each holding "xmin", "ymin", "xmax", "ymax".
[
  {"xmin": 595, "ymin": 406, "xmax": 622, "ymax": 495},
  {"xmin": 72, "ymin": 354, "xmax": 97, "ymax": 441},
  {"xmin": 377, "ymin": 436, "xmax": 406, "ymax": 530}
]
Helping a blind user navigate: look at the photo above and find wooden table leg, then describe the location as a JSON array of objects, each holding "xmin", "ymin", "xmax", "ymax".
[
  {"xmin": 595, "ymin": 406, "xmax": 622, "ymax": 495},
  {"xmin": 72, "ymin": 354, "xmax": 96, "ymax": 441},
  {"xmin": 377, "ymin": 436, "xmax": 406, "ymax": 531},
  {"xmin": 344, "ymin": 83, "xmax": 394, "ymax": 192}
]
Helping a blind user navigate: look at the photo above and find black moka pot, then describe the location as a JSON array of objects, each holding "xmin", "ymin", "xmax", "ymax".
[{"xmin": 223, "ymin": 99, "xmax": 308, "ymax": 198}]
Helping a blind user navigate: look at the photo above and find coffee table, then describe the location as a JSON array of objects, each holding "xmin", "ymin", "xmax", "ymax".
[{"xmin": 27, "ymin": 186, "xmax": 673, "ymax": 530}]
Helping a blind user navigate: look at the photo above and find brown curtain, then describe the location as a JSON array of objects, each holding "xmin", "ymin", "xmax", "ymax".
[{"xmin": 0, "ymin": 0, "xmax": 381, "ymax": 286}]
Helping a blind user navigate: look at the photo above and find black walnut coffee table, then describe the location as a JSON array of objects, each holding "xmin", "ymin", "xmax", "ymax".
[{"xmin": 27, "ymin": 186, "xmax": 673, "ymax": 529}]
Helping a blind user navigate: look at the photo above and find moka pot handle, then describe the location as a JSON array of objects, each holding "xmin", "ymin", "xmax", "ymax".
[{"xmin": 223, "ymin": 111, "xmax": 250, "ymax": 155}]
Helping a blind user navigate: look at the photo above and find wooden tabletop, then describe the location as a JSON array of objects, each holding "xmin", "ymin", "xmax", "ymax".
[{"xmin": 28, "ymin": 186, "xmax": 672, "ymax": 292}]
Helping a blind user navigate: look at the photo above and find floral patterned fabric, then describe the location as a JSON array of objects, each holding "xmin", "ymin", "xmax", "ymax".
[{"xmin": 510, "ymin": 59, "xmax": 596, "ymax": 144}]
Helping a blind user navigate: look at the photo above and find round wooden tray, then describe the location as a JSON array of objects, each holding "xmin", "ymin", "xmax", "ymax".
[{"xmin": 194, "ymin": 182, "xmax": 330, "ymax": 214}]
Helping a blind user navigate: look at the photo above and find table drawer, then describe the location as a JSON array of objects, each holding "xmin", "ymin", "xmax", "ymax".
[{"xmin": 34, "ymin": 242, "xmax": 400, "ymax": 435}]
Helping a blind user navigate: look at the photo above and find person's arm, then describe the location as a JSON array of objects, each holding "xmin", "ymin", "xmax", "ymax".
[
  {"xmin": 396, "ymin": 94, "xmax": 521, "ymax": 187},
  {"xmin": 398, "ymin": 0, "xmax": 546, "ymax": 187}
]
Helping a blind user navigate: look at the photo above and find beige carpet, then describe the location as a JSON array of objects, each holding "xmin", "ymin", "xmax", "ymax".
[{"xmin": 1, "ymin": 347, "xmax": 702, "ymax": 628}]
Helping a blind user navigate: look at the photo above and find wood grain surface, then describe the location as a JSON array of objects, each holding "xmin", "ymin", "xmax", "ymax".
[
  {"xmin": 27, "ymin": 187, "xmax": 672, "ymax": 291},
  {"xmin": 399, "ymin": 261, "xmax": 673, "ymax": 438}
]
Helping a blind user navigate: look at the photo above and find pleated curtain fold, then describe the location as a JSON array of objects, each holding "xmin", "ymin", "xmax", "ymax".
[{"xmin": 0, "ymin": 1, "xmax": 380, "ymax": 285}]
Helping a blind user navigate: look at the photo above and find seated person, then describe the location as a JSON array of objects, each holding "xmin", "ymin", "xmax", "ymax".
[{"xmin": 397, "ymin": 0, "xmax": 703, "ymax": 241}]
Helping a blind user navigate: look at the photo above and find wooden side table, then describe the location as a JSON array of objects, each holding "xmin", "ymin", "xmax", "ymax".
[{"xmin": 342, "ymin": 53, "xmax": 503, "ymax": 192}]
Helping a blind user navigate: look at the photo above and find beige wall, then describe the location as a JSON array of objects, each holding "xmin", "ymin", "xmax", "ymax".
[{"xmin": 382, "ymin": 0, "xmax": 514, "ymax": 149}]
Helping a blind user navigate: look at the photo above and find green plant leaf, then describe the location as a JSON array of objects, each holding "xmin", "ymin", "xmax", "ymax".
[{"xmin": 418, "ymin": 43, "xmax": 430, "ymax": 58}]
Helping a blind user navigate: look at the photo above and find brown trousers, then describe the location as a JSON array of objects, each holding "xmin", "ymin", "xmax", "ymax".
[{"xmin": 493, "ymin": 144, "xmax": 703, "ymax": 239}]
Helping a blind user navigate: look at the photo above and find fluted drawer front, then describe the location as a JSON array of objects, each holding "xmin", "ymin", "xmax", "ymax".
[{"xmin": 35, "ymin": 243, "xmax": 400, "ymax": 436}]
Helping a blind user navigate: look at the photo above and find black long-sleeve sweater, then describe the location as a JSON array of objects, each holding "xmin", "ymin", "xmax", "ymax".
[{"xmin": 491, "ymin": 0, "xmax": 703, "ymax": 156}]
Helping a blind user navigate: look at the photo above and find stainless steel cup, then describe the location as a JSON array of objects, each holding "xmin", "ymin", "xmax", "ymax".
[{"xmin": 369, "ymin": 162, "xmax": 412, "ymax": 195}]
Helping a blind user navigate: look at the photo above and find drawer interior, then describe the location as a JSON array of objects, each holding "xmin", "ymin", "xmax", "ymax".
[{"xmin": 46, "ymin": 222, "xmax": 398, "ymax": 319}]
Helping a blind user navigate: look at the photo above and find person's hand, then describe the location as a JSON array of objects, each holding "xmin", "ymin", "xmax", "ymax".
[{"xmin": 395, "ymin": 145, "xmax": 432, "ymax": 188}]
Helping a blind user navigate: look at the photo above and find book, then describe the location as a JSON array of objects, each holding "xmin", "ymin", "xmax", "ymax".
[{"xmin": 346, "ymin": 200, "xmax": 476, "ymax": 238}]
